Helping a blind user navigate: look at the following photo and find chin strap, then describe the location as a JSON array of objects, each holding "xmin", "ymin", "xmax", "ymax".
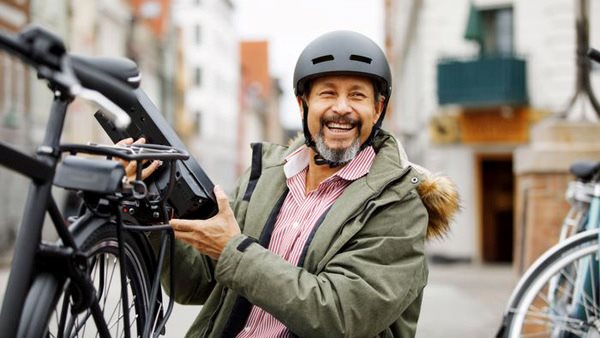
[{"xmin": 313, "ymin": 153, "xmax": 345, "ymax": 168}]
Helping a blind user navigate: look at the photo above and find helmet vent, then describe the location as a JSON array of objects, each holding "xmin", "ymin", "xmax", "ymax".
[
  {"xmin": 312, "ymin": 55, "xmax": 334, "ymax": 64},
  {"xmin": 350, "ymin": 54, "xmax": 372, "ymax": 64}
]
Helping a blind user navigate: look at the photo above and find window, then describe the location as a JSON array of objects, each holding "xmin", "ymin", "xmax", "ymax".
[
  {"xmin": 194, "ymin": 67, "xmax": 202, "ymax": 87},
  {"xmin": 480, "ymin": 7, "xmax": 514, "ymax": 56},
  {"xmin": 465, "ymin": 6, "xmax": 514, "ymax": 56},
  {"xmin": 194, "ymin": 24, "xmax": 202, "ymax": 45},
  {"xmin": 194, "ymin": 110, "xmax": 202, "ymax": 134}
]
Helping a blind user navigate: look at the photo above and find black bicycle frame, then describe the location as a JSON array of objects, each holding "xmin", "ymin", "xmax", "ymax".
[
  {"xmin": 0, "ymin": 94, "xmax": 87, "ymax": 337},
  {"xmin": 0, "ymin": 26, "xmax": 181, "ymax": 338},
  {"xmin": 0, "ymin": 95, "xmax": 177, "ymax": 338}
]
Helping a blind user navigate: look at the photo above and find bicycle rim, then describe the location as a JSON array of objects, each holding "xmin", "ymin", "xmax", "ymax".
[{"xmin": 508, "ymin": 238, "xmax": 600, "ymax": 338}]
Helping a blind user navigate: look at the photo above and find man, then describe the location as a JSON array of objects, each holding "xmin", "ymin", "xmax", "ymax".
[{"xmin": 153, "ymin": 31, "xmax": 459, "ymax": 337}]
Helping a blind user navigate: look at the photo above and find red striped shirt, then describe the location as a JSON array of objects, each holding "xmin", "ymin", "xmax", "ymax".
[{"xmin": 236, "ymin": 145, "xmax": 376, "ymax": 338}]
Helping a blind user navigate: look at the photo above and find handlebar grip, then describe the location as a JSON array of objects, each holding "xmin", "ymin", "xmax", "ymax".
[
  {"xmin": 588, "ymin": 48, "xmax": 600, "ymax": 63},
  {"xmin": 0, "ymin": 29, "xmax": 32, "ymax": 64}
]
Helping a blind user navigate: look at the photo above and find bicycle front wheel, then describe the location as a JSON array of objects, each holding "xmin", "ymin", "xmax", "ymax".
[
  {"xmin": 506, "ymin": 233, "xmax": 600, "ymax": 338},
  {"xmin": 17, "ymin": 221, "xmax": 156, "ymax": 338}
]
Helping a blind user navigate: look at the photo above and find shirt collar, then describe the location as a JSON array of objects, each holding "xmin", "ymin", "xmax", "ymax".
[{"xmin": 283, "ymin": 145, "xmax": 376, "ymax": 182}]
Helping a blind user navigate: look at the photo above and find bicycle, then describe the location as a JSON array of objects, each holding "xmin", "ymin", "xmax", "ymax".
[
  {"xmin": 495, "ymin": 49, "xmax": 600, "ymax": 338},
  {"xmin": 0, "ymin": 25, "xmax": 216, "ymax": 337}
]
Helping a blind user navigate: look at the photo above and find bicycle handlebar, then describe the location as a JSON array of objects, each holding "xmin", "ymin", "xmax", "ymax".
[{"xmin": 0, "ymin": 25, "xmax": 133, "ymax": 129}]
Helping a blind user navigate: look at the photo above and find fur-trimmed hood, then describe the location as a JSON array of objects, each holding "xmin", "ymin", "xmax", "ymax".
[{"xmin": 413, "ymin": 166, "xmax": 461, "ymax": 240}]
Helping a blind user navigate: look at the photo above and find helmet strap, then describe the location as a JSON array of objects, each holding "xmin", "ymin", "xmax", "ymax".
[
  {"xmin": 301, "ymin": 100, "xmax": 315, "ymax": 148},
  {"xmin": 360, "ymin": 95, "xmax": 389, "ymax": 150}
]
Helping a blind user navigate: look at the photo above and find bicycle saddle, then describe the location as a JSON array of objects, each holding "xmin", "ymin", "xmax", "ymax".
[
  {"xmin": 71, "ymin": 55, "xmax": 140, "ymax": 89},
  {"xmin": 569, "ymin": 160, "xmax": 600, "ymax": 181}
]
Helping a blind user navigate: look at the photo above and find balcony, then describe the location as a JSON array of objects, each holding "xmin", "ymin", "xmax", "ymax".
[{"xmin": 437, "ymin": 55, "xmax": 527, "ymax": 108}]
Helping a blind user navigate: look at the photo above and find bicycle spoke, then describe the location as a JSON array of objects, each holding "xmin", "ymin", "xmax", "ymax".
[
  {"xmin": 72, "ymin": 310, "xmax": 93, "ymax": 338},
  {"xmin": 102, "ymin": 255, "xmax": 118, "ymax": 311},
  {"xmin": 108, "ymin": 302, "xmax": 136, "ymax": 331},
  {"xmin": 553, "ymin": 260, "xmax": 600, "ymax": 322},
  {"xmin": 149, "ymin": 299, "xmax": 164, "ymax": 335},
  {"xmin": 106, "ymin": 294, "xmax": 124, "ymax": 331}
]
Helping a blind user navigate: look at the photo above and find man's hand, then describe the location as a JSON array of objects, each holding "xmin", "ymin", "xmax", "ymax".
[
  {"xmin": 116, "ymin": 137, "xmax": 161, "ymax": 182},
  {"xmin": 170, "ymin": 186, "xmax": 241, "ymax": 260}
]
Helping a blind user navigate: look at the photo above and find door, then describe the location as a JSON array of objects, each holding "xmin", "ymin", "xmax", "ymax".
[{"xmin": 479, "ymin": 155, "xmax": 514, "ymax": 262}]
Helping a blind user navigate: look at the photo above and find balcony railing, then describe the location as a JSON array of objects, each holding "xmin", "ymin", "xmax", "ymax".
[{"xmin": 437, "ymin": 55, "xmax": 527, "ymax": 107}]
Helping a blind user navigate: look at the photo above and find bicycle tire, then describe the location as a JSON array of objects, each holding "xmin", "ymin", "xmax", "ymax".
[
  {"xmin": 502, "ymin": 230, "xmax": 600, "ymax": 338},
  {"xmin": 17, "ymin": 220, "xmax": 157, "ymax": 338}
]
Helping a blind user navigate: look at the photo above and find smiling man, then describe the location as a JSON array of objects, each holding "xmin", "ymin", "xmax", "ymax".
[{"xmin": 161, "ymin": 31, "xmax": 460, "ymax": 338}]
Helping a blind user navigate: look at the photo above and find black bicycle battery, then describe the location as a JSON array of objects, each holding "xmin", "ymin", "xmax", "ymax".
[{"xmin": 95, "ymin": 88, "xmax": 218, "ymax": 220}]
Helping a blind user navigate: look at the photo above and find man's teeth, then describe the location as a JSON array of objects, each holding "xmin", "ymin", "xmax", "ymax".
[{"xmin": 327, "ymin": 122, "xmax": 354, "ymax": 130}]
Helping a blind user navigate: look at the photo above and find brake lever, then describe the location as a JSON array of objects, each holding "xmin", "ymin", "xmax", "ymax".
[
  {"xmin": 74, "ymin": 86, "xmax": 131, "ymax": 129},
  {"xmin": 39, "ymin": 55, "xmax": 132, "ymax": 130}
]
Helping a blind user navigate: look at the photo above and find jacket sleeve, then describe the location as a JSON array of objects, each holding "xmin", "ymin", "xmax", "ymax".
[
  {"xmin": 215, "ymin": 190, "xmax": 428, "ymax": 338},
  {"xmin": 147, "ymin": 167, "xmax": 252, "ymax": 305}
]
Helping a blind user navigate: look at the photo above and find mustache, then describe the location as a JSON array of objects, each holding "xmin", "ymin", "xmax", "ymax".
[{"xmin": 320, "ymin": 115, "xmax": 362, "ymax": 128}]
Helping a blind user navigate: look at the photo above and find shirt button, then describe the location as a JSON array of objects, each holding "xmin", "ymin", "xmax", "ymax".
[
  {"xmin": 292, "ymin": 221, "xmax": 299, "ymax": 229},
  {"xmin": 244, "ymin": 326, "xmax": 251, "ymax": 332}
]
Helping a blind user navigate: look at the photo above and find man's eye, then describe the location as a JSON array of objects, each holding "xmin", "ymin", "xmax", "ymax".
[
  {"xmin": 319, "ymin": 91, "xmax": 335, "ymax": 96},
  {"xmin": 351, "ymin": 92, "xmax": 366, "ymax": 98}
]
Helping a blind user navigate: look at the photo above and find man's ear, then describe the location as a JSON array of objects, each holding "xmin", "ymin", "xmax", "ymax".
[
  {"xmin": 374, "ymin": 97, "xmax": 385, "ymax": 121},
  {"xmin": 296, "ymin": 96, "xmax": 305, "ymax": 118}
]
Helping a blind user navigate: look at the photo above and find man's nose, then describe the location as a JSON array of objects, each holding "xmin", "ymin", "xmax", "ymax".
[{"xmin": 332, "ymin": 97, "xmax": 352, "ymax": 114}]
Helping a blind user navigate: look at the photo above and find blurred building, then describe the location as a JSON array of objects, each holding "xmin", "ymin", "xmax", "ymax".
[
  {"xmin": 385, "ymin": 0, "xmax": 600, "ymax": 265},
  {"xmin": 0, "ymin": 0, "xmax": 31, "ymax": 252},
  {"xmin": 0, "ymin": 0, "xmax": 175, "ymax": 249},
  {"xmin": 238, "ymin": 40, "xmax": 284, "ymax": 174},
  {"xmin": 172, "ymin": 0, "xmax": 239, "ymax": 191}
]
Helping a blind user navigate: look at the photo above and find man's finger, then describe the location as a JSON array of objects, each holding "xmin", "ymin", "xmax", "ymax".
[
  {"xmin": 132, "ymin": 137, "xmax": 146, "ymax": 145},
  {"xmin": 214, "ymin": 185, "xmax": 231, "ymax": 213},
  {"xmin": 125, "ymin": 161, "xmax": 138, "ymax": 177},
  {"xmin": 171, "ymin": 218, "xmax": 201, "ymax": 232},
  {"xmin": 141, "ymin": 160, "xmax": 161, "ymax": 180},
  {"xmin": 115, "ymin": 138, "xmax": 134, "ymax": 168},
  {"xmin": 116, "ymin": 137, "xmax": 134, "ymax": 147}
]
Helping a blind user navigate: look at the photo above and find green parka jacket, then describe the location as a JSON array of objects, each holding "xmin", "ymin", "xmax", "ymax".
[{"xmin": 154, "ymin": 129, "xmax": 460, "ymax": 338}]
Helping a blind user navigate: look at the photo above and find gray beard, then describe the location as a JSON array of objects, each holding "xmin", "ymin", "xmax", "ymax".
[{"xmin": 314, "ymin": 129, "xmax": 361, "ymax": 164}]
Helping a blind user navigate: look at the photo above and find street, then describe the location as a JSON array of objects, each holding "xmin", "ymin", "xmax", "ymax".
[
  {"xmin": 0, "ymin": 258, "xmax": 517, "ymax": 337},
  {"xmin": 417, "ymin": 262, "xmax": 517, "ymax": 338}
]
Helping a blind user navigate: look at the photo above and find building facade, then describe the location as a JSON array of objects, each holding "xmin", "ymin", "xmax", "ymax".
[
  {"xmin": 385, "ymin": 0, "xmax": 600, "ymax": 264},
  {"xmin": 172, "ymin": 0, "xmax": 239, "ymax": 191},
  {"xmin": 0, "ymin": 0, "xmax": 175, "ymax": 250},
  {"xmin": 238, "ymin": 40, "xmax": 284, "ymax": 174}
]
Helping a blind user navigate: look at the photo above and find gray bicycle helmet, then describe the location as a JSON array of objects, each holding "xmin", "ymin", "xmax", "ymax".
[{"xmin": 293, "ymin": 30, "xmax": 392, "ymax": 166}]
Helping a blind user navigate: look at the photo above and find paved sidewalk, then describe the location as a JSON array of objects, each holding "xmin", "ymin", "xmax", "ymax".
[{"xmin": 417, "ymin": 262, "xmax": 518, "ymax": 338}]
